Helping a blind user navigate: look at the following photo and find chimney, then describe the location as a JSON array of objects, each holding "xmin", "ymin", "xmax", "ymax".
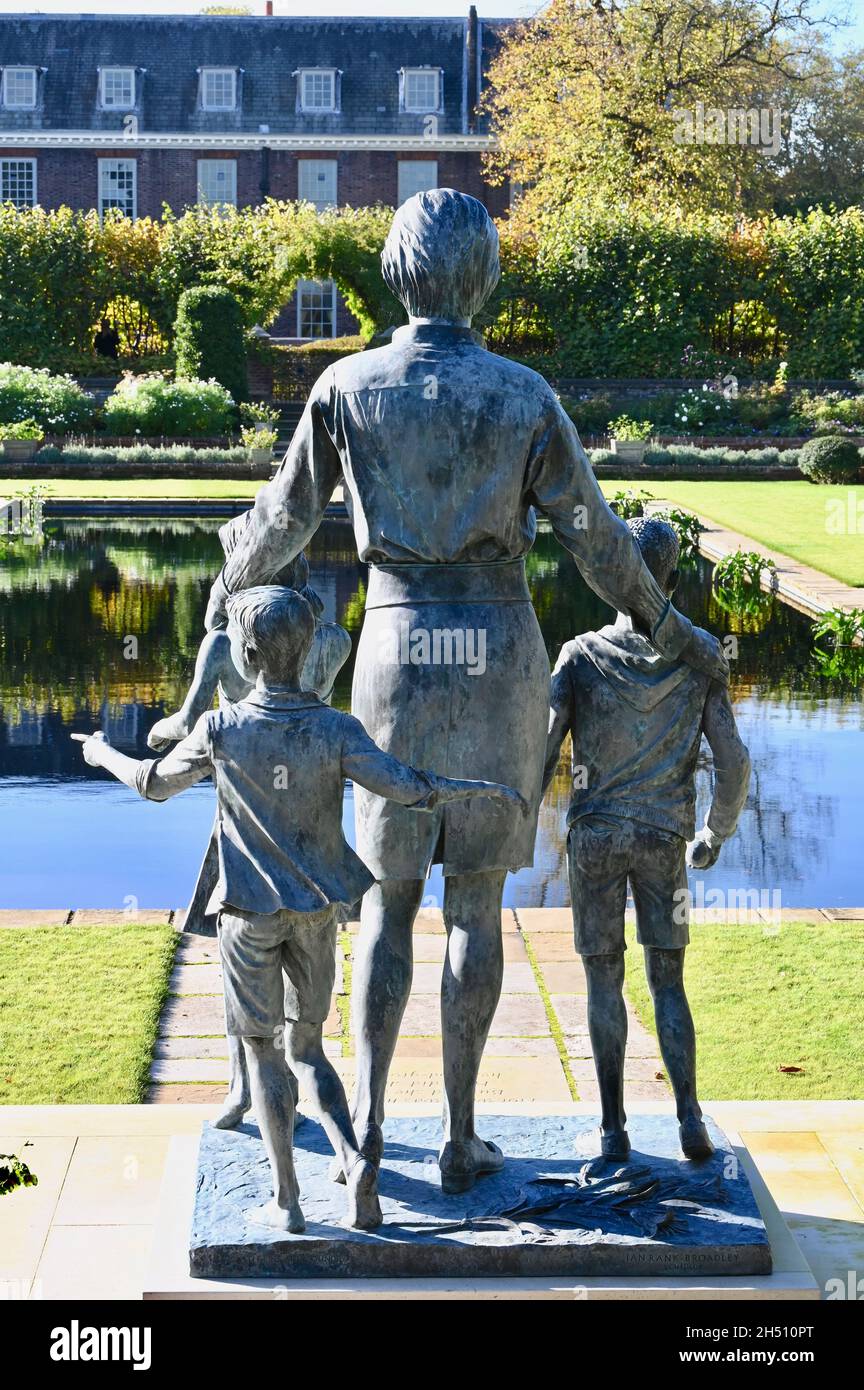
[
  {"xmin": 466, "ymin": 5, "xmax": 479, "ymax": 133},
  {"xmin": 265, "ymin": 2, "xmax": 273, "ymax": 14}
]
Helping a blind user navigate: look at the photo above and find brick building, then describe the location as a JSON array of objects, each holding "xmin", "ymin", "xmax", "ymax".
[{"xmin": 0, "ymin": 9, "xmax": 511, "ymax": 338}]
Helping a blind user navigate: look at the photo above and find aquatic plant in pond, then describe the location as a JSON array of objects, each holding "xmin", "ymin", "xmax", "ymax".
[
  {"xmin": 712, "ymin": 549, "xmax": 777, "ymax": 621},
  {"xmin": 811, "ymin": 607, "xmax": 864, "ymax": 684}
]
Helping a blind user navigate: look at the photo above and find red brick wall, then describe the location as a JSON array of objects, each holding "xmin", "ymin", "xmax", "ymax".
[{"xmin": 3, "ymin": 145, "xmax": 508, "ymax": 219}]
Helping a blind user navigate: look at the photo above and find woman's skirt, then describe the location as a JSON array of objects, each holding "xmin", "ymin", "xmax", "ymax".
[{"xmin": 352, "ymin": 559, "xmax": 550, "ymax": 879}]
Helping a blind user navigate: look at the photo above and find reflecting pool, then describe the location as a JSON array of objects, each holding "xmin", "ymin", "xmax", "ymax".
[{"xmin": 1, "ymin": 515, "xmax": 861, "ymax": 909}]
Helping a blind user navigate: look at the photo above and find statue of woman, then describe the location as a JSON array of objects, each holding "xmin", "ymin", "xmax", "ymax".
[{"xmin": 206, "ymin": 189, "xmax": 727, "ymax": 1193}]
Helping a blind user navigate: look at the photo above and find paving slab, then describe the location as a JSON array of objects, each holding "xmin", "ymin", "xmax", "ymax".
[
  {"xmin": 70, "ymin": 909, "xmax": 174, "ymax": 926},
  {"xmin": 536, "ymin": 961, "xmax": 587, "ymax": 993},
  {"xmin": 740, "ymin": 1132, "xmax": 864, "ymax": 1224},
  {"xmin": 0, "ymin": 909, "xmax": 69, "ymax": 929},
  {"xmin": 158, "ymin": 994, "xmax": 225, "ymax": 1036},
  {"xmin": 174, "ymin": 935, "xmax": 221, "ymax": 964},
  {"xmin": 35, "ymin": 1224, "xmax": 155, "ymax": 1301},
  {"xmin": 549, "ymin": 995, "xmax": 589, "ymax": 1033},
  {"xmin": 523, "ymin": 932, "xmax": 576, "ymax": 960},
  {"xmin": 0, "ymin": 1137, "xmax": 76, "ymax": 1293},
  {"xmin": 168, "ymin": 963, "xmax": 223, "ymax": 995},
  {"xmin": 52, "ymin": 1136, "xmax": 169, "ymax": 1227}
]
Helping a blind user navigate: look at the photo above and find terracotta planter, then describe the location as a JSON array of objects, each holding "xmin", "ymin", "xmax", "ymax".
[
  {"xmin": 609, "ymin": 438, "xmax": 648, "ymax": 464},
  {"xmin": 1, "ymin": 437, "xmax": 44, "ymax": 463}
]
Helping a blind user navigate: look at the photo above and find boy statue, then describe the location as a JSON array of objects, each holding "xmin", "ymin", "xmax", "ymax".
[
  {"xmin": 146, "ymin": 531, "xmax": 352, "ymax": 1132},
  {"xmin": 543, "ymin": 518, "xmax": 751, "ymax": 1162},
  {"xmin": 74, "ymin": 585, "xmax": 523, "ymax": 1233}
]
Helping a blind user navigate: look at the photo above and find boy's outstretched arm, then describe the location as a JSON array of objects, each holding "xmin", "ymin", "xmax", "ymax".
[
  {"xmin": 542, "ymin": 657, "xmax": 574, "ymax": 797},
  {"xmin": 687, "ymin": 681, "xmax": 751, "ymax": 869},
  {"xmin": 73, "ymin": 720, "xmax": 213, "ymax": 801},
  {"xmin": 341, "ymin": 718, "xmax": 526, "ymax": 813}
]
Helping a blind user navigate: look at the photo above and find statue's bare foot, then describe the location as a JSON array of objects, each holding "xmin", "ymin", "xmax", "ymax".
[
  {"xmin": 212, "ymin": 1085, "xmax": 251, "ymax": 1130},
  {"xmin": 680, "ymin": 1117, "xmax": 714, "ymax": 1160},
  {"xmin": 147, "ymin": 714, "xmax": 189, "ymax": 751},
  {"xmin": 599, "ymin": 1127, "xmax": 631, "ymax": 1160},
  {"xmin": 245, "ymin": 1198, "xmax": 305, "ymax": 1233},
  {"xmin": 438, "ymin": 1136, "xmax": 504, "ymax": 1195},
  {"xmin": 344, "ymin": 1158, "xmax": 382, "ymax": 1230},
  {"xmin": 330, "ymin": 1121, "xmax": 383, "ymax": 1185}
]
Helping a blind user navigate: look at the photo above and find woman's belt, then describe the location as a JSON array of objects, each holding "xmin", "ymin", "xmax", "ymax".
[{"xmin": 365, "ymin": 558, "xmax": 530, "ymax": 608}]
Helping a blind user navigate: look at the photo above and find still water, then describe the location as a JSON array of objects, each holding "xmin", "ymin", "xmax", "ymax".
[{"xmin": 0, "ymin": 515, "xmax": 861, "ymax": 909}]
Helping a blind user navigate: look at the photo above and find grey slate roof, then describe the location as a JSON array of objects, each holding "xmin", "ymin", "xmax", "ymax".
[{"xmin": 0, "ymin": 13, "xmax": 512, "ymax": 137}]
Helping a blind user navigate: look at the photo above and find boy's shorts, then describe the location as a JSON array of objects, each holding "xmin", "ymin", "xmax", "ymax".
[
  {"xmin": 218, "ymin": 905, "xmax": 338, "ymax": 1037},
  {"xmin": 567, "ymin": 814, "xmax": 689, "ymax": 956}
]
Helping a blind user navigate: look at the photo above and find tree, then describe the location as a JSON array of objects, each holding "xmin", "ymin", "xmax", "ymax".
[
  {"xmin": 482, "ymin": 0, "xmax": 830, "ymax": 222},
  {"xmin": 774, "ymin": 47, "xmax": 864, "ymax": 213}
]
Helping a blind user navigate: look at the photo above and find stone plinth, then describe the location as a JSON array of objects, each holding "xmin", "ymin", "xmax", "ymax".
[{"xmin": 190, "ymin": 1113, "xmax": 771, "ymax": 1280}]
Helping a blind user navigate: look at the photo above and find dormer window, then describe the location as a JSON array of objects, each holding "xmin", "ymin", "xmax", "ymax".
[
  {"xmin": 200, "ymin": 67, "xmax": 237, "ymax": 112},
  {"xmin": 100, "ymin": 67, "xmax": 136, "ymax": 110},
  {"xmin": 296, "ymin": 68, "xmax": 339, "ymax": 113},
  {"xmin": 400, "ymin": 67, "xmax": 441, "ymax": 114},
  {"xmin": 2, "ymin": 67, "xmax": 38, "ymax": 110}
]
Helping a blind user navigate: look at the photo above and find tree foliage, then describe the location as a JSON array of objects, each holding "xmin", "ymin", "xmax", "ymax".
[{"xmin": 482, "ymin": 0, "xmax": 841, "ymax": 221}]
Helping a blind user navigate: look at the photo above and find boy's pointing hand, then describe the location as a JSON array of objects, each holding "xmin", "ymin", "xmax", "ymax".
[{"xmin": 70, "ymin": 730, "xmax": 111, "ymax": 767}]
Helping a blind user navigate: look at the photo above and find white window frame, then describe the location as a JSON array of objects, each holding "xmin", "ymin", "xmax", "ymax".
[
  {"xmin": 200, "ymin": 67, "xmax": 237, "ymax": 112},
  {"xmin": 397, "ymin": 159, "xmax": 439, "ymax": 206},
  {"xmin": 298, "ymin": 159, "xmax": 338, "ymax": 210},
  {"xmin": 100, "ymin": 66, "xmax": 136, "ymax": 110},
  {"xmin": 297, "ymin": 68, "xmax": 338, "ymax": 113},
  {"xmin": 98, "ymin": 158, "xmax": 137, "ymax": 220},
  {"xmin": 1, "ymin": 67, "xmax": 38, "ymax": 110},
  {"xmin": 197, "ymin": 159, "xmax": 238, "ymax": 208},
  {"xmin": 296, "ymin": 279, "xmax": 337, "ymax": 340},
  {"xmin": 401, "ymin": 67, "xmax": 441, "ymax": 114},
  {"xmin": 0, "ymin": 158, "xmax": 37, "ymax": 209}
]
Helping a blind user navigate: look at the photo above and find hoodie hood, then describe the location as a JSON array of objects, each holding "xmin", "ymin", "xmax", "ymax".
[{"xmin": 575, "ymin": 624, "xmax": 692, "ymax": 713}]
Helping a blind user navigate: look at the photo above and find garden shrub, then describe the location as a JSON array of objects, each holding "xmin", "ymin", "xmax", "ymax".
[
  {"xmin": 33, "ymin": 444, "xmax": 250, "ymax": 470},
  {"xmin": 101, "ymin": 374, "xmax": 237, "ymax": 437},
  {"xmin": 792, "ymin": 390, "xmax": 864, "ymax": 434},
  {"xmin": 798, "ymin": 435, "xmax": 862, "ymax": 484},
  {"xmin": 174, "ymin": 285, "xmax": 248, "ymax": 403},
  {"xmin": 0, "ymin": 363, "xmax": 97, "ymax": 432}
]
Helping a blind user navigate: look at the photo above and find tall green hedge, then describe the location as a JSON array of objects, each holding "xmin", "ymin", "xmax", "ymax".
[
  {"xmin": 173, "ymin": 285, "xmax": 248, "ymax": 403},
  {"xmin": 1, "ymin": 202, "xmax": 863, "ymax": 379}
]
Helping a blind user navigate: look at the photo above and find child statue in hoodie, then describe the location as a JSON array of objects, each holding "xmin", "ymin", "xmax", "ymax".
[{"xmin": 543, "ymin": 517, "xmax": 751, "ymax": 1162}]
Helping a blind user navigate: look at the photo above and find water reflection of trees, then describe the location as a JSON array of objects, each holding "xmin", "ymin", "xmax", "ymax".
[{"xmin": 1, "ymin": 515, "xmax": 860, "ymax": 903}]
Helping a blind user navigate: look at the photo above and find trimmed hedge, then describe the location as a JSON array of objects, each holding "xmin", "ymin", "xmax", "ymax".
[
  {"xmin": 174, "ymin": 285, "xmax": 248, "ymax": 404},
  {"xmin": 798, "ymin": 435, "xmax": 863, "ymax": 484}
]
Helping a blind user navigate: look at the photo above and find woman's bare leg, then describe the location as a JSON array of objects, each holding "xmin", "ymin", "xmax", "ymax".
[
  {"xmin": 350, "ymin": 878, "xmax": 425, "ymax": 1158},
  {"xmin": 438, "ymin": 869, "xmax": 507, "ymax": 1190}
]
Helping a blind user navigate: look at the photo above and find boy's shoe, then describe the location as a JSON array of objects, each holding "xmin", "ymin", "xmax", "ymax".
[
  {"xmin": 680, "ymin": 1117, "xmax": 714, "ymax": 1159},
  {"xmin": 599, "ymin": 1128, "xmax": 631, "ymax": 1160},
  {"xmin": 438, "ymin": 1136, "xmax": 504, "ymax": 1195},
  {"xmin": 330, "ymin": 1121, "xmax": 383, "ymax": 1185}
]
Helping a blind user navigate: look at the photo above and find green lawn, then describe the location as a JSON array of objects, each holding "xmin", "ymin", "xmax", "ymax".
[
  {"xmin": 0, "ymin": 478, "xmax": 264, "ymax": 500},
  {"xmin": 0, "ymin": 923, "xmax": 176, "ymax": 1103},
  {"xmin": 600, "ymin": 479, "xmax": 864, "ymax": 588},
  {"xmin": 625, "ymin": 920, "xmax": 864, "ymax": 1100}
]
